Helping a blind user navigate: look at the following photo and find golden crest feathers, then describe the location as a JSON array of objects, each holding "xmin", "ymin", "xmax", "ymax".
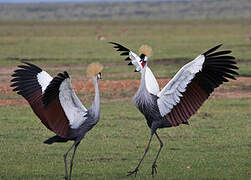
[
  {"xmin": 87, "ymin": 62, "xmax": 103, "ymax": 77},
  {"xmin": 139, "ymin": 45, "xmax": 152, "ymax": 57}
]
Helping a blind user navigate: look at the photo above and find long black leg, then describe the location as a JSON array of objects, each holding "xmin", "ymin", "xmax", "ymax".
[
  {"xmin": 151, "ymin": 132, "xmax": 163, "ymax": 177},
  {"xmin": 64, "ymin": 141, "xmax": 78, "ymax": 180},
  {"xmin": 69, "ymin": 142, "xmax": 80, "ymax": 180},
  {"xmin": 127, "ymin": 130, "xmax": 155, "ymax": 177}
]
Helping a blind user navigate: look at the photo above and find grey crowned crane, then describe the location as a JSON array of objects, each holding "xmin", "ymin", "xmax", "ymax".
[
  {"xmin": 110, "ymin": 42, "xmax": 238, "ymax": 176},
  {"xmin": 11, "ymin": 62, "xmax": 103, "ymax": 180}
]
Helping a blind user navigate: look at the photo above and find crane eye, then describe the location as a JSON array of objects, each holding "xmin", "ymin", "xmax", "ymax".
[{"xmin": 97, "ymin": 72, "xmax": 102, "ymax": 79}]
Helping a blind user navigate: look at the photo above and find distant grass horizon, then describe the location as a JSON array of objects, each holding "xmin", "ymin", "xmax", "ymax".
[
  {"xmin": 0, "ymin": 0, "xmax": 250, "ymax": 20},
  {"xmin": 0, "ymin": 0, "xmax": 195, "ymax": 3}
]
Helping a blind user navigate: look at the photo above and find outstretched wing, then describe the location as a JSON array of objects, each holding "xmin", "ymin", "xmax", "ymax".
[
  {"xmin": 109, "ymin": 42, "xmax": 143, "ymax": 72},
  {"xmin": 11, "ymin": 62, "xmax": 55, "ymax": 131},
  {"xmin": 43, "ymin": 72, "xmax": 88, "ymax": 130},
  {"xmin": 157, "ymin": 44, "xmax": 238, "ymax": 126}
]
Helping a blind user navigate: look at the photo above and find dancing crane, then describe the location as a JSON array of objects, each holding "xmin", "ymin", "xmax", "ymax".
[
  {"xmin": 11, "ymin": 62, "xmax": 103, "ymax": 180},
  {"xmin": 110, "ymin": 42, "xmax": 238, "ymax": 176}
]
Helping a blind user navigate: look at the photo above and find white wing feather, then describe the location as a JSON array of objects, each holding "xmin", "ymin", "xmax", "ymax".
[
  {"xmin": 157, "ymin": 55, "xmax": 205, "ymax": 117},
  {"xmin": 37, "ymin": 71, "xmax": 53, "ymax": 93},
  {"xmin": 129, "ymin": 51, "xmax": 143, "ymax": 72},
  {"xmin": 59, "ymin": 78, "xmax": 88, "ymax": 129}
]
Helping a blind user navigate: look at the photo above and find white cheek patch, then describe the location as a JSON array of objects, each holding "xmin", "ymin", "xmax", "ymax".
[
  {"xmin": 37, "ymin": 71, "xmax": 53, "ymax": 93},
  {"xmin": 145, "ymin": 67, "xmax": 160, "ymax": 95}
]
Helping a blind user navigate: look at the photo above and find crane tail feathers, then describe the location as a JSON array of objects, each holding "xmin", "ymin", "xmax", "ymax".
[{"xmin": 43, "ymin": 135, "xmax": 68, "ymax": 144}]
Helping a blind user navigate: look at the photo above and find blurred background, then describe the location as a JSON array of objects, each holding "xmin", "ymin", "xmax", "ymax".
[{"xmin": 0, "ymin": 0, "xmax": 250, "ymax": 179}]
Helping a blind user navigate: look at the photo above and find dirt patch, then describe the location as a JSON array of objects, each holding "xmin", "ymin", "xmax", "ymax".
[
  {"xmin": 1, "ymin": 63, "xmax": 251, "ymax": 106},
  {"xmin": 2, "ymin": 77, "xmax": 251, "ymax": 106},
  {"xmin": 211, "ymin": 77, "xmax": 251, "ymax": 99},
  {"xmin": 151, "ymin": 58, "xmax": 190, "ymax": 66},
  {"xmin": 0, "ymin": 99, "xmax": 26, "ymax": 106}
]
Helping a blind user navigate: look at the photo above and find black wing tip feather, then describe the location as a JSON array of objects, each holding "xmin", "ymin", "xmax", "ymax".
[
  {"xmin": 203, "ymin": 44, "xmax": 234, "ymax": 58},
  {"xmin": 109, "ymin": 41, "xmax": 131, "ymax": 61},
  {"xmin": 108, "ymin": 41, "xmax": 118, "ymax": 45},
  {"xmin": 109, "ymin": 41, "xmax": 130, "ymax": 52},
  {"xmin": 12, "ymin": 62, "xmax": 42, "ymax": 76},
  {"xmin": 198, "ymin": 44, "xmax": 239, "ymax": 95},
  {"xmin": 109, "ymin": 41, "xmax": 122, "ymax": 48},
  {"xmin": 21, "ymin": 61, "xmax": 42, "ymax": 71},
  {"xmin": 203, "ymin": 44, "xmax": 222, "ymax": 56},
  {"xmin": 108, "ymin": 41, "xmax": 122, "ymax": 47},
  {"xmin": 203, "ymin": 44, "xmax": 238, "ymax": 72},
  {"xmin": 10, "ymin": 62, "xmax": 43, "ymax": 98}
]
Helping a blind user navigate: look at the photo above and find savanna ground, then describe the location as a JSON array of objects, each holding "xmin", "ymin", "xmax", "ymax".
[{"xmin": 0, "ymin": 19, "xmax": 250, "ymax": 179}]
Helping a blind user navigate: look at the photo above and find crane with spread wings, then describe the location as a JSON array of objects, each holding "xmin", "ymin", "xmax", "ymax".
[
  {"xmin": 11, "ymin": 62, "xmax": 103, "ymax": 180},
  {"xmin": 110, "ymin": 42, "xmax": 238, "ymax": 177}
]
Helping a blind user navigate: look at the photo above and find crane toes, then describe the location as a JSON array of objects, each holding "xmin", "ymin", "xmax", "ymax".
[
  {"xmin": 127, "ymin": 167, "xmax": 139, "ymax": 177},
  {"xmin": 151, "ymin": 163, "xmax": 158, "ymax": 177},
  {"xmin": 63, "ymin": 175, "xmax": 71, "ymax": 180}
]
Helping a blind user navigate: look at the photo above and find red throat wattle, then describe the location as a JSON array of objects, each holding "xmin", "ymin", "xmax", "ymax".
[{"xmin": 141, "ymin": 62, "xmax": 146, "ymax": 68}]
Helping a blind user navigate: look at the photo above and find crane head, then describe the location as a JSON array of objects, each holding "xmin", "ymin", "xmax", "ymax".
[
  {"xmin": 139, "ymin": 54, "xmax": 148, "ymax": 68},
  {"xmin": 109, "ymin": 42, "xmax": 152, "ymax": 73},
  {"xmin": 87, "ymin": 62, "xmax": 103, "ymax": 79},
  {"xmin": 138, "ymin": 45, "xmax": 152, "ymax": 70}
]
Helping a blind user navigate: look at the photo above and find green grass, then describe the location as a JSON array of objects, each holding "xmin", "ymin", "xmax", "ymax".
[
  {"xmin": 0, "ymin": 19, "xmax": 250, "ymax": 79},
  {"xmin": 0, "ymin": 98, "xmax": 250, "ymax": 180}
]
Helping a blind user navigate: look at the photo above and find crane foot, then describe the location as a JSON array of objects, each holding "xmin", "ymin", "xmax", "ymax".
[
  {"xmin": 151, "ymin": 163, "xmax": 158, "ymax": 177},
  {"xmin": 127, "ymin": 167, "xmax": 139, "ymax": 177}
]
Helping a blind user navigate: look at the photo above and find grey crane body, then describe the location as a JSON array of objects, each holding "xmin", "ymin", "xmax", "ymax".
[
  {"xmin": 133, "ymin": 66, "xmax": 172, "ymax": 131},
  {"xmin": 56, "ymin": 77, "xmax": 100, "ymax": 143}
]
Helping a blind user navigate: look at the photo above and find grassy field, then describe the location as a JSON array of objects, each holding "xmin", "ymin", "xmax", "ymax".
[
  {"xmin": 0, "ymin": 99, "xmax": 250, "ymax": 180},
  {"xmin": 0, "ymin": 19, "xmax": 250, "ymax": 179},
  {"xmin": 0, "ymin": 19, "xmax": 251, "ymax": 74}
]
